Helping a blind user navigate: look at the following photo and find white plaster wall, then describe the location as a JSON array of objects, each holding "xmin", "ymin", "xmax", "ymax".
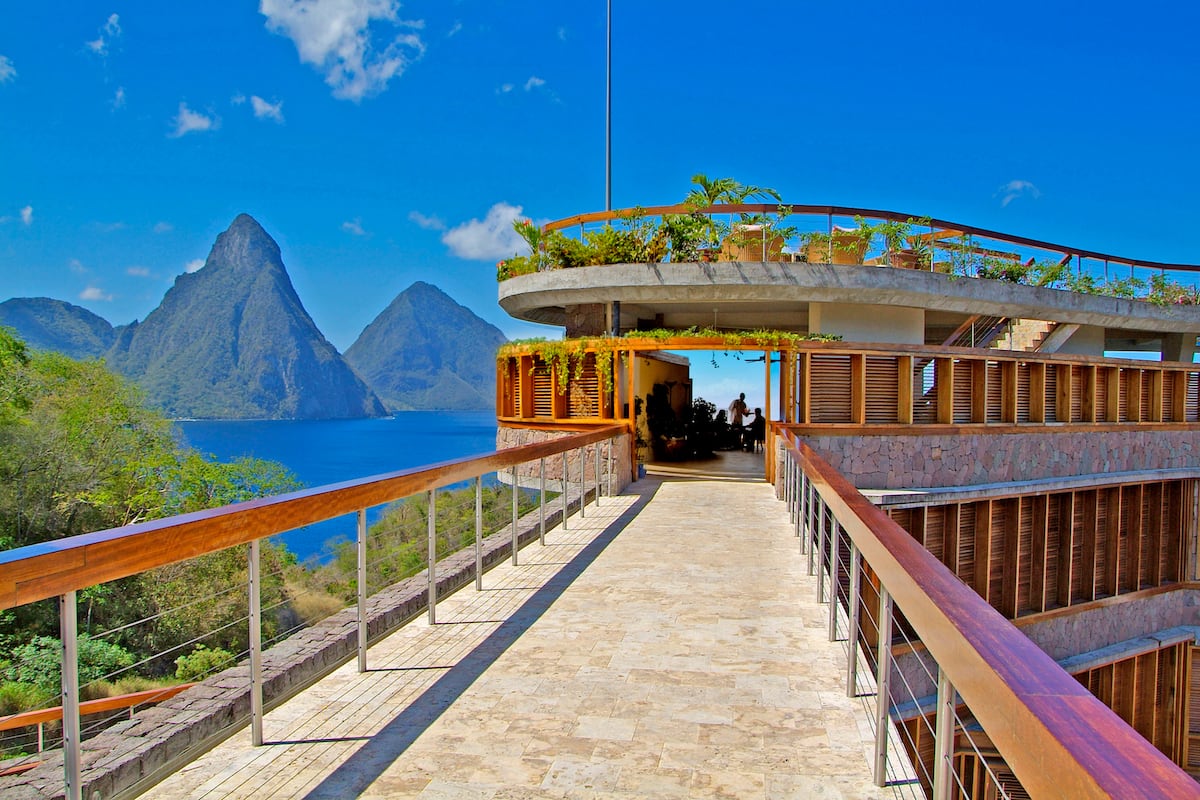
[
  {"xmin": 1053, "ymin": 324, "xmax": 1107, "ymax": 356},
  {"xmin": 809, "ymin": 302, "xmax": 924, "ymax": 345}
]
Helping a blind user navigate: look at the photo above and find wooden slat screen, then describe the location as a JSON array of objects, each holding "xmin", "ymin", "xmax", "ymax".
[
  {"xmin": 986, "ymin": 361, "xmax": 1004, "ymax": 423},
  {"xmin": 1044, "ymin": 366, "xmax": 1058, "ymax": 422},
  {"xmin": 1189, "ymin": 373, "xmax": 1200, "ymax": 422},
  {"xmin": 1070, "ymin": 365, "xmax": 1085, "ymax": 422},
  {"xmin": 1163, "ymin": 371, "xmax": 1178, "ymax": 422},
  {"xmin": 1095, "ymin": 367, "xmax": 1109, "ymax": 422},
  {"xmin": 1141, "ymin": 370, "xmax": 1154, "ymax": 422},
  {"xmin": 953, "ymin": 359, "xmax": 973, "ymax": 424},
  {"xmin": 531, "ymin": 360, "xmax": 553, "ymax": 418},
  {"xmin": 568, "ymin": 353, "xmax": 600, "ymax": 418},
  {"xmin": 865, "ymin": 356, "xmax": 900, "ymax": 424},
  {"xmin": 810, "ymin": 354, "xmax": 852, "ymax": 423},
  {"xmin": 1016, "ymin": 362, "xmax": 1032, "ymax": 422}
]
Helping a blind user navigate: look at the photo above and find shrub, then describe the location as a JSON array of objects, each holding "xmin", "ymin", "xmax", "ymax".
[
  {"xmin": 5, "ymin": 635, "xmax": 134, "ymax": 693},
  {"xmin": 174, "ymin": 645, "xmax": 236, "ymax": 681}
]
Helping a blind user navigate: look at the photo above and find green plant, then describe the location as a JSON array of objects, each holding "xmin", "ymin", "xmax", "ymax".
[
  {"xmin": 663, "ymin": 213, "xmax": 709, "ymax": 262},
  {"xmin": 174, "ymin": 645, "xmax": 236, "ymax": 681},
  {"xmin": 543, "ymin": 230, "xmax": 590, "ymax": 268},
  {"xmin": 6, "ymin": 635, "xmax": 134, "ymax": 693}
]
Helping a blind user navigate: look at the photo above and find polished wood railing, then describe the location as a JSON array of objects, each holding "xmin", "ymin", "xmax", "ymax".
[
  {"xmin": 778, "ymin": 428, "xmax": 1200, "ymax": 798},
  {"xmin": 543, "ymin": 203, "xmax": 1200, "ymax": 277},
  {"xmin": 0, "ymin": 425, "xmax": 625, "ymax": 800}
]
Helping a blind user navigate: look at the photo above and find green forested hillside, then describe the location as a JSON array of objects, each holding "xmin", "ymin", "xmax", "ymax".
[
  {"xmin": 0, "ymin": 297, "xmax": 115, "ymax": 360},
  {"xmin": 0, "ymin": 329, "xmax": 525, "ymax": 729}
]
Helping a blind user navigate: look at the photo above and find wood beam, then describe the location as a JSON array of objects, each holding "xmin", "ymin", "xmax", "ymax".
[
  {"xmin": 1001, "ymin": 360, "xmax": 1018, "ymax": 423},
  {"xmin": 1057, "ymin": 364, "xmax": 1073, "ymax": 423},
  {"xmin": 1105, "ymin": 366, "xmax": 1120, "ymax": 423},
  {"xmin": 851, "ymin": 353, "xmax": 866, "ymax": 425},
  {"xmin": 975, "ymin": 499, "xmax": 994, "ymax": 605},
  {"xmin": 1056, "ymin": 493, "xmax": 1076, "ymax": 609},
  {"xmin": 1031, "ymin": 494, "xmax": 1050, "ymax": 613},
  {"xmin": 1082, "ymin": 365, "xmax": 1097, "ymax": 423},
  {"xmin": 898, "ymin": 355, "xmax": 914, "ymax": 425},
  {"xmin": 1081, "ymin": 489, "xmax": 1099, "ymax": 602},
  {"xmin": 1001, "ymin": 497, "xmax": 1022, "ymax": 618},
  {"xmin": 936, "ymin": 357, "xmax": 954, "ymax": 424},
  {"xmin": 1029, "ymin": 361, "xmax": 1046, "ymax": 423},
  {"xmin": 1149, "ymin": 369, "xmax": 1164, "ymax": 423},
  {"xmin": 971, "ymin": 359, "xmax": 988, "ymax": 424},
  {"xmin": 1103, "ymin": 486, "xmax": 1122, "ymax": 597}
]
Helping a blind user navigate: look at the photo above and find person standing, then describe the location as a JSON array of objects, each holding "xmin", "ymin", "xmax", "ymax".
[{"xmin": 728, "ymin": 392, "xmax": 748, "ymax": 427}]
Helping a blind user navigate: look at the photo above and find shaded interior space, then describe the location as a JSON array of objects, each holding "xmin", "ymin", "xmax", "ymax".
[{"xmin": 635, "ymin": 349, "xmax": 775, "ymax": 481}]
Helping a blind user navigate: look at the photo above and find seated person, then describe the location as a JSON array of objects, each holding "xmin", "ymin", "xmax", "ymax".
[{"xmin": 746, "ymin": 408, "xmax": 766, "ymax": 451}]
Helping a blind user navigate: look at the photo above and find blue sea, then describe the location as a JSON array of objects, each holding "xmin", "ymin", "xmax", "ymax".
[{"xmin": 175, "ymin": 412, "xmax": 498, "ymax": 562}]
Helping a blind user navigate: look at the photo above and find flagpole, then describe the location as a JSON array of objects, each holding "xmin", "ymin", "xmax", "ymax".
[{"xmin": 605, "ymin": 0, "xmax": 612, "ymax": 211}]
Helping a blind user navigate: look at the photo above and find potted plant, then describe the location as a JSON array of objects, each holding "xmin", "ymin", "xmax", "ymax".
[{"xmin": 800, "ymin": 227, "xmax": 870, "ymax": 264}]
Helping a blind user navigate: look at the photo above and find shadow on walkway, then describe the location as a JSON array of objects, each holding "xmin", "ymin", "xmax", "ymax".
[{"xmin": 300, "ymin": 478, "xmax": 662, "ymax": 799}]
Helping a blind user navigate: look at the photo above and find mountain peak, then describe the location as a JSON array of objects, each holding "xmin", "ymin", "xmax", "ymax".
[
  {"xmin": 203, "ymin": 213, "xmax": 282, "ymax": 275},
  {"xmin": 345, "ymin": 286, "xmax": 507, "ymax": 411},
  {"xmin": 105, "ymin": 216, "xmax": 385, "ymax": 419}
]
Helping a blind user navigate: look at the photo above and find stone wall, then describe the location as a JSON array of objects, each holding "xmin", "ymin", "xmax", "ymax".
[
  {"xmin": 798, "ymin": 429, "xmax": 1200, "ymax": 490},
  {"xmin": 496, "ymin": 426, "xmax": 632, "ymax": 495}
]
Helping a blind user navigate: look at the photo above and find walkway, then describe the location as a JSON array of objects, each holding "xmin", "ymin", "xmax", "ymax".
[{"xmin": 152, "ymin": 476, "xmax": 901, "ymax": 799}]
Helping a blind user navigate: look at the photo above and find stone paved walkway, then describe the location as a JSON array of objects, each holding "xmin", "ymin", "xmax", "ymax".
[{"xmin": 152, "ymin": 476, "xmax": 903, "ymax": 799}]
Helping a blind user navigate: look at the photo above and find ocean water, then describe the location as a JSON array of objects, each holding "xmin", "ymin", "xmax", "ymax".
[{"xmin": 175, "ymin": 411, "xmax": 498, "ymax": 562}]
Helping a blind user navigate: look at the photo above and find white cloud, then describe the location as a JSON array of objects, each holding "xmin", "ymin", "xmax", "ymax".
[
  {"xmin": 341, "ymin": 218, "xmax": 367, "ymax": 236},
  {"xmin": 557, "ymin": 27, "xmax": 567, "ymax": 41},
  {"xmin": 111, "ymin": 86, "xmax": 126, "ymax": 109},
  {"xmin": 997, "ymin": 179, "xmax": 1041, "ymax": 208},
  {"xmin": 0, "ymin": 56, "xmax": 15, "ymax": 84},
  {"xmin": 185, "ymin": 258, "xmax": 205, "ymax": 273},
  {"xmin": 19, "ymin": 206, "xmax": 32, "ymax": 226},
  {"xmin": 232, "ymin": 93, "xmax": 247, "ymax": 105},
  {"xmin": 497, "ymin": 83, "xmax": 513, "ymax": 94},
  {"xmin": 408, "ymin": 210, "xmax": 445, "ymax": 231},
  {"xmin": 442, "ymin": 202, "xmax": 530, "ymax": 261},
  {"xmin": 153, "ymin": 221, "xmax": 174, "ymax": 234},
  {"xmin": 69, "ymin": 259, "xmax": 87, "ymax": 274},
  {"xmin": 447, "ymin": 21, "xmax": 462, "ymax": 37},
  {"xmin": 524, "ymin": 76, "xmax": 545, "ymax": 91},
  {"xmin": 126, "ymin": 265, "xmax": 152, "ymax": 277},
  {"xmin": 80, "ymin": 286, "xmax": 114, "ymax": 301},
  {"xmin": 86, "ymin": 13, "xmax": 122, "ymax": 57},
  {"xmin": 260, "ymin": 0, "xmax": 426, "ymax": 102},
  {"xmin": 250, "ymin": 95, "xmax": 285, "ymax": 123},
  {"xmin": 169, "ymin": 103, "xmax": 217, "ymax": 138}
]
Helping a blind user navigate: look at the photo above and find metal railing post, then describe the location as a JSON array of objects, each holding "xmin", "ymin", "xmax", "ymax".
[
  {"xmin": 59, "ymin": 591, "xmax": 81, "ymax": 800},
  {"xmin": 511, "ymin": 468, "xmax": 519, "ymax": 566},
  {"xmin": 933, "ymin": 667, "xmax": 956, "ymax": 800},
  {"xmin": 594, "ymin": 444, "xmax": 602, "ymax": 506},
  {"xmin": 828, "ymin": 520, "xmax": 840, "ymax": 641},
  {"xmin": 874, "ymin": 588, "xmax": 894, "ymax": 787},
  {"xmin": 427, "ymin": 489, "xmax": 437, "ymax": 624},
  {"xmin": 816, "ymin": 499, "xmax": 828, "ymax": 602},
  {"xmin": 249, "ymin": 539, "xmax": 263, "ymax": 746},
  {"xmin": 795, "ymin": 467, "xmax": 805, "ymax": 545},
  {"xmin": 474, "ymin": 477, "xmax": 483, "ymax": 590},
  {"xmin": 357, "ymin": 509, "xmax": 367, "ymax": 672},
  {"xmin": 562, "ymin": 452, "xmax": 569, "ymax": 530},
  {"xmin": 606, "ymin": 437, "xmax": 613, "ymax": 498},
  {"xmin": 807, "ymin": 481, "xmax": 817, "ymax": 575},
  {"xmin": 579, "ymin": 447, "xmax": 586, "ymax": 518},
  {"xmin": 539, "ymin": 458, "xmax": 546, "ymax": 545},
  {"xmin": 847, "ymin": 543, "xmax": 861, "ymax": 697}
]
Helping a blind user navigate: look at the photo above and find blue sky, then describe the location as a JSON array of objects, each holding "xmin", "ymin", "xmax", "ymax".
[{"xmin": 2, "ymin": 2, "xmax": 1199, "ymax": 409}]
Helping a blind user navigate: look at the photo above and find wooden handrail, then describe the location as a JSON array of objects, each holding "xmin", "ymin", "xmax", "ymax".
[
  {"xmin": 777, "ymin": 429, "xmax": 1200, "ymax": 798},
  {"xmin": 0, "ymin": 425, "xmax": 626, "ymax": 611},
  {"xmin": 542, "ymin": 202, "xmax": 1200, "ymax": 273},
  {"xmin": 0, "ymin": 684, "xmax": 196, "ymax": 732}
]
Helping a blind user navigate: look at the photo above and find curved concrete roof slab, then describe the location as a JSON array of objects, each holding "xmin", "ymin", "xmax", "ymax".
[{"xmin": 499, "ymin": 262, "xmax": 1200, "ymax": 334}]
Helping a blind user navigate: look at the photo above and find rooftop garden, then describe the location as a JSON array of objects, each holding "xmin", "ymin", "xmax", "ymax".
[{"xmin": 497, "ymin": 175, "xmax": 1200, "ymax": 307}]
